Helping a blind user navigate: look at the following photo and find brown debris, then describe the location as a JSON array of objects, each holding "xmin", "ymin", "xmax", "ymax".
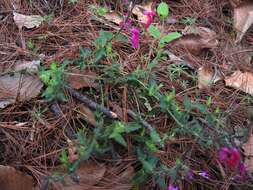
[
  {"xmin": 0, "ymin": 165, "xmax": 34, "ymax": 190},
  {"xmin": 225, "ymin": 70, "xmax": 253, "ymax": 95},
  {"xmin": 66, "ymin": 68, "xmax": 98, "ymax": 90},
  {"xmin": 233, "ymin": 1, "xmax": 253, "ymax": 42},
  {"xmin": 170, "ymin": 26, "xmax": 218, "ymax": 56}
]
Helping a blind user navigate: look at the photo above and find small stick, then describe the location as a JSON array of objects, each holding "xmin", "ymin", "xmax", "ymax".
[
  {"xmin": 66, "ymin": 87, "xmax": 118, "ymax": 119},
  {"xmin": 50, "ymin": 102, "xmax": 76, "ymax": 139}
]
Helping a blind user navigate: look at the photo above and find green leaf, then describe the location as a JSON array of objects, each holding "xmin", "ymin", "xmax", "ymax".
[
  {"xmin": 183, "ymin": 96, "xmax": 191, "ymax": 112},
  {"xmin": 80, "ymin": 46, "xmax": 91, "ymax": 59},
  {"xmin": 150, "ymin": 128, "xmax": 162, "ymax": 144},
  {"xmin": 159, "ymin": 32, "xmax": 182, "ymax": 48},
  {"xmin": 97, "ymin": 7, "xmax": 108, "ymax": 16},
  {"xmin": 125, "ymin": 123, "xmax": 142, "ymax": 133},
  {"xmin": 115, "ymin": 34, "xmax": 129, "ymax": 43},
  {"xmin": 60, "ymin": 150, "xmax": 69, "ymax": 168},
  {"xmin": 50, "ymin": 62, "xmax": 57, "ymax": 71},
  {"xmin": 145, "ymin": 140, "xmax": 159, "ymax": 152},
  {"xmin": 148, "ymin": 24, "xmax": 161, "ymax": 39},
  {"xmin": 157, "ymin": 2, "xmax": 169, "ymax": 18},
  {"xmin": 111, "ymin": 134, "xmax": 127, "ymax": 147},
  {"xmin": 132, "ymin": 169, "xmax": 149, "ymax": 184},
  {"xmin": 94, "ymin": 48, "xmax": 106, "ymax": 63}
]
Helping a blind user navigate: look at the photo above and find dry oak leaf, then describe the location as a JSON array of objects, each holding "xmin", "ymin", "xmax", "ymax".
[
  {"xmin": 198, "ymin": 66, "xmax": 221, "ymax": 89},
  {"xmin": 13, "ymin": 12, "xmax": 44, "ymax": 29},
  {"xmin": 66, "ymin": 68, "xmax": 98, "ymax": 90},
  {"xmin": 132, "ymin": 1, "xmax": 153, "ymax": 23},
  {"xmin": 54, "ymin": 162, "xmax": 106, "ymax": 190},
  {"xmin": 0, "ymin": 73, "xmax": 43, "ymax": 108},
  {"xmin": 170, "ymin": 26, "xmax": 218, "ymax": 56},
  {"xmin": 233, "ymin": 1, "xmax": 253, "ymax": 42},
  {"xmin": 0, "ymin": 165, "xmax": 34, "ymax": 190},
  {"xmin": 14, "ymin": 60, "xmax": 40, "ymax": 73},
  {"xmin": 103, "ymin": 11, "xmax": 123, "ymax": 25},
  {"xmin": 76, "ymin": 104, "xmax": 96, "ymax": 126},
  {"xmin": 242, "ymin": 133, "xmax": 253, "ymax": 171},
  {"xmin": 104, "ymin": 166, "xmax": 135, "ymax": 190},
  {"xmin": 225, "ymin": 70, "xmax": 253, "ymax": 95}
]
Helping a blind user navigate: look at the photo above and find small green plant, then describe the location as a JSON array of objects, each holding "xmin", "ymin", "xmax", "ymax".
[
  {"xmin": 39, "ymin": 62, "xmax": 67, "ymax": 101},
  {"xmin": 180, "ymin": 17, "xmax": 196, "ymax": 25},
  {"xmin": 148, "ymin": 2, "xmax": 182, "ymax": 49},
  {"xmin": 157, "ymin": 2, "xmax": 169, "ymax": 19},
  {"xmin": 90, "ymin": 5, "xmax": 108, "ymax": 16},
  {"xmin": 68, "ymin": 0, "xmax": 78, "ymax": 4}
]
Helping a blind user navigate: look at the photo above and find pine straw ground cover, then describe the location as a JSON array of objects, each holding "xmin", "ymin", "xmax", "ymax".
[{"xmin": 1, "ymin": 0, "xmax": 253, "ymax": 189}]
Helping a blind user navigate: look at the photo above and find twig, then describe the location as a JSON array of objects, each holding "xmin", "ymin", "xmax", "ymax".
[
  {"xmin": 66, "ymin": 86, "xmax": 118, "ymax": 119},
  {"xmin": 50, "ymin": 102, "xmax": 76, "ymax": 139},
  {"xmin": 127, "ymin": 109, "xmax": 153, "ymax": 131}
]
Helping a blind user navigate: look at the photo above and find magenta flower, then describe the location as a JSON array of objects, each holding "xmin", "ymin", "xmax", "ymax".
[
  {"xmin": 143, "ymin": 10, "xmax": 156, "ymax": 29},
  {"xmin": 119, "ymin": 19, "xmax": 133, "ymax": 30},
  {"xmin": 187, "ymin": 170, "xmax": 194, "ymax": 180},
  {"xmin": 198, "ymin": 171, "xmax": 209, "ymax": 179},
  {"xmin": 168, "ymin": 184, "xmax": 179, "ymax": 190},
  {"xmin": 218, "ymin": 147, "xmax": 241, "ymax": 169},
  {"xmin": 130, "ymin": 27, "xmax": 140, "ymax": 49}
]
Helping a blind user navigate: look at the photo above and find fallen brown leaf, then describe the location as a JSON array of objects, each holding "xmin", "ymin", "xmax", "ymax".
[
  {"xmin": 198, "ymin": 66, "xmax": 221, "ymax": 89},
  {"xmin": 0, "ymin": 73, "xmax": 43, "ymax": 108},
  {"xmin": 66, "ymin": 68, "xmax": 98, "ymax": 90},
  {"xmin": 77, "ymin": 104, "xmax": 96, "ymax": 126},
  {"xmin": 105, "ymin": 166, "xmax": 134, "ymax": 190},
  {"xmin": 13, "ymin": 12, "xmax": 44, "ymax": 30},
  {"xmin": 242, "ymin": 133, "xmax": 253, "ymax": 171},
  {"xmin": 14, "ymin": 60, "xmax": 40, "ymax": 73},
  {"xmin": 233, "ymin": 1, "xmax": 253, "ymax": 42},
  {"xmin": 54, "ymin": 162, "xmax": 106, "ymax": 190},
  {"xmin": 225, "ymin": 70, "xmax": 253, "ymax": 95},
  {"xmin": 0, "ymin": 165, "xmax": 34, "ymax": 190},
  {"xmin": 171, "ymin": 26, "xmax": 218, "ymax": 56},
  {"xmin": 103, "ymin": 11, "xmax": 123, "ymax": 25},
  {"xmin": 132, "ymin": 1, "xmax": 153, "ymax": 23}
]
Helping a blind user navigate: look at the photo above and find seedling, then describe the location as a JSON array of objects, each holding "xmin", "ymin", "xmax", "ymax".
[{"xmin": 39, "ymin": 62, "xmax": 67, "ymax": 102}]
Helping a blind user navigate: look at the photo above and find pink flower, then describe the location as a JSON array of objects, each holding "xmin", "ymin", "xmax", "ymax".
[
  {"xmin": 187, "ymin": 170, "xmax": 194, "ymax": 180},
  {"xmin": 130, "ymin": 27, "xmax": 140, "ymax": 49},
  {"xmin": 198, "ymin": 171, "xmax": 209, "ymax": 179},
  {"xmin": 143, "ymin": 10, "xmax": 156, "ymax": 29},
  {"xmin": 119, "ymin": 19, "xmax": 132, "ymax": 30},
  {"xmin": 218, "ymin": 147, "xmax": 241, "ymax": 169},
  {"xmin": 168, "ymin": 184, "xmax": 179, "ymax": 190}
]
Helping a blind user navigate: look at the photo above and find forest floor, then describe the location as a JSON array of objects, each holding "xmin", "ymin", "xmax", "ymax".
[{"xmin": 1, "ymin": 0, "xmax": 253, "ymax": 190}]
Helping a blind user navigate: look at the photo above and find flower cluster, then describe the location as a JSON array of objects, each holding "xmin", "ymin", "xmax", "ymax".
[
  {"xmin": 168, "ymin": 184, "xmax": 179, "ymax": 190},
  {"xmin": 120, "ymin": 9, "xmax": 156, "ymax": 49},
  {"xmin": 218, "ymin": 147, "xmax": 248, "ymax": 180}
]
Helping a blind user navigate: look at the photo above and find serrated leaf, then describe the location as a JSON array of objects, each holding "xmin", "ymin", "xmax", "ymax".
[
  {"xmin": 148, "ymin": 24, "xmax": 161, "ymax": 39},
  {"xmin": 150, "ymin": 128, "xmax": 162, "ymax": 144},
  {"xmin": 157, "ymin": 2, "xmax": 169, "ymax": 18},
  {"xmin": 111, "ymin": 134, "xmax": 127, "ymax": 147},
  {"xmin": 159, "ymin": 32, "xmax": 182, "ymax": 48},
  {"xmin": 125, "ymin": 123, "xmax": 142, "ymax": 133}
]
